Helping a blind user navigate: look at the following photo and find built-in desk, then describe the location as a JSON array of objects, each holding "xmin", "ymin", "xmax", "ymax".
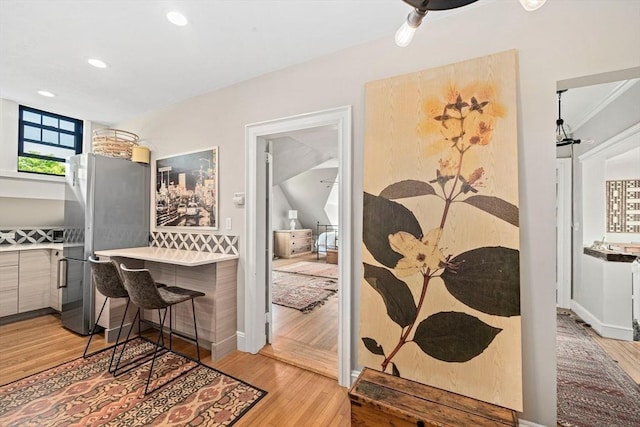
[{"xmin": 95, "ymin": 246, "xmax": 239, "ymax": 361}]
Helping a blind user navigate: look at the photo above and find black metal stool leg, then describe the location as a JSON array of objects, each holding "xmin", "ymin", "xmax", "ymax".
[
  {"xmin": 191, "ymin": 298, "xmax": 200, "ymax": 362},
  {"xmin": 83, "ymin": 297, "xmax": 108, "ymax": 358},
  {"xmin": 145, "ymin": 307, "xmax": 168, "ymax": 396},
  {"xmin": 108, "ymin": 298, "xmax": 130, "ymax": 373},
  {"xmin": 169, "ymin": 305, "xmax": 173, "ymax": 351},
  {"xmin": 113, "ymin": 308, "xmax": 139, "ymax": 375}
]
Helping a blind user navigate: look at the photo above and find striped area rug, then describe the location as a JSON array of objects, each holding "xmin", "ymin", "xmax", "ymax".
[
  {"xmin": 0, "ymin": 338, "xmax": 266, "ymax": 426},
  {"xmin": 557, "ymin": 310, "xmax": 640, "ymax": 426}
]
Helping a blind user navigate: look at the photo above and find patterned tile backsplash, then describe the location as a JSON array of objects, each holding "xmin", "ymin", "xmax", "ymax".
[
  {"xmin": 0, "ymin": 228, "xmax": 60, "ymax": 245},
  {"xmin": 150, "ymin": 231, "xmax": 239, "ymax": 255},
  {"xmin": 1, "ymin": 228, "xmax": 239, "ymax": 256}
]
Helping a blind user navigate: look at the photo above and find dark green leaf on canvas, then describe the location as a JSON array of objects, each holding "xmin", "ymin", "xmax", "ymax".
[
  {"xmin": 379, "ymin": 180, "xmax": 437, "ymax": 200},
  {"xmin": 363, "ymin": 192, "xmax": 423, "ymax": 268},
  {"xmin": 363, "ymin": 263, "xmax": 417, "ymax": 328},
  {"xmin": 392, "ymin": 363, "xmax": 401, "ymax": 377},
  {"xmin": 441, "ymin": 247, "xmax": 521, "ymax": 317},
  {"xmin": 413, "ymin": 311, "xmax": 502, "ymax": 362},
  {"xmin": 460, "ymin": 195, "xmax": 519, "ymax": 227},
  {"xmin": 362, "ymin": 337, "xmax": 385, "ymax": 356}
]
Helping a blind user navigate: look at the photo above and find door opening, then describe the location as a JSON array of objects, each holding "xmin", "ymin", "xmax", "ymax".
[{"xmin": 244, "ymin": 106, "xmax": 352, "ymax": 387}]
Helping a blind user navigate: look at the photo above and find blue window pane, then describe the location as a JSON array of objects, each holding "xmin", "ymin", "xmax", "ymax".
[
  {"xmin": 60, "ymin": 133, "xmax": 75, "ymax": 148},
  {"xmin": 60, "ymin": 120, "xmax": 75, "ymax": 131},
  {"xmin": 43, "ymin": 129, "xmax": 58, "ymax": 144},
  {"xmin": 23, "ymin": 111, "xmax": 41, "ymax": 124},
  {"xmin": 43, "ymin": 116, "xmax": 58, "ymax": 128},
  {"xmin": 24, "ymin": 125, "xmax": 41, "ymax": 141}
]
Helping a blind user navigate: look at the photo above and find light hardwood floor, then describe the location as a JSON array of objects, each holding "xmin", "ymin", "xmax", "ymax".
[
  {"xmin": 263, "ymin": 253, "xmax": 339, "ymax": 379},
  {"xmin": 586, "ymin": 325, "xmax": 640, "ymax": 384},
  {"xmin": 0, "ymin": 314, "xmax": 351, "ymax": 426}
]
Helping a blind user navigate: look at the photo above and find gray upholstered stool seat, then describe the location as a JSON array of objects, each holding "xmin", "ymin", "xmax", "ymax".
[{"xmin": 116, "ymin": 264, "xmax": 205, "ymax": 395}]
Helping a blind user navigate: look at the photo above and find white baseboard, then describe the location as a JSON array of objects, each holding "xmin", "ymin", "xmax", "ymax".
[
  {"xmin": 571, "ymin": 300, "xmax": 633, "ymax": 341},
  {"xmin": 236, "ymin": 331, "xmax": 246, "ymax": 352},
  {"xmin": 518, "ymin": 419, "xmax": 546, "ymax": 427},
  {"xmin": 570, "ymin": 300, "xmax": 602, "ymax": 333},
  {"xmin": 350, "ymin": 369, "xmax": 361, "ymax": 385}
]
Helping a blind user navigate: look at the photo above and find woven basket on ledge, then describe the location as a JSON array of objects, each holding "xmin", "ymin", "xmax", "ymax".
[{"xmin": 92, "ymin": 128, "xmax": 139, "ymax": 160}]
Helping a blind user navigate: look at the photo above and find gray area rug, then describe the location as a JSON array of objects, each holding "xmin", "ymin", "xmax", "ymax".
[{"xmin": 557, "ymin": 310, "xmax": 640, "ymax": 426}]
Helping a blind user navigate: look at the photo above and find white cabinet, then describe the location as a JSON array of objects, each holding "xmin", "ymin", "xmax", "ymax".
[
  {"xmin": 0, "ymin": 252, "xmax": 19, "ymax": 317},
  {"xmin": 18, "ymin": 250, "xmax": 51, "ymax": 313}
]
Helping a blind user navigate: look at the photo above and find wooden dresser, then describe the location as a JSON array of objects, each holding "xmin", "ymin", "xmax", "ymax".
[
  {"xmin": 274, "ymin": 229, "xmax": 313, "ymax": 258},
  {"xmin": 349, "ymin": 368, "xmax": 518, "ymax": 427}
]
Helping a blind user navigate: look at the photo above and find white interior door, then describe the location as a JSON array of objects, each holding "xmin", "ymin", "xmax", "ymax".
[
  {"xmin": 556, "ymin": 158, "xmax": 572, "ymax": 308},
  {"xmin": 265, "ymin": 142, "xmax": 274, "ymax": 343}
]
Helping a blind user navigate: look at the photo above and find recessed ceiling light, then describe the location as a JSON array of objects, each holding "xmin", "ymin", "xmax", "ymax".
[
  {"xmin": 37, "ymin": 90, "xmax": 56, "ymax": 97},
  {"xmin": 88, "ymin": 58, "xmax": 108, "ymax": 68},
  {"xmin": 167, "ymin": 11, "xmax": 188, "ymax": 26}
]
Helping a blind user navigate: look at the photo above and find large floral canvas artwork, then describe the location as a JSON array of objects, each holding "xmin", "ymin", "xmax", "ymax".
[{"xmin": 360, "ymin": 50, "xmax": 522, "ymax": 411}]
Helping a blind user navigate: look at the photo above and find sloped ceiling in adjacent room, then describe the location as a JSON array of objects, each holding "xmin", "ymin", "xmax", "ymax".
[{"xmin": 270, "ymin": 125, "xmax": 339, "ymax": 230}]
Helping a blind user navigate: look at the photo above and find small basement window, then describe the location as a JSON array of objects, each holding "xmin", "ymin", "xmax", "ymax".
[{"xmin": 18, "ymin": 105, "xmax": 83, "ymax": 176}]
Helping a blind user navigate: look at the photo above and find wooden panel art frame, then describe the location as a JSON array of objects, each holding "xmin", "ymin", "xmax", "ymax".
[
  {"xmin": 155, "ymin": 148, "xmax": 219, "ymax": 229},
  {"xmin": 360, "ymin": 50, "xmax": 522, "ymax": 411}
]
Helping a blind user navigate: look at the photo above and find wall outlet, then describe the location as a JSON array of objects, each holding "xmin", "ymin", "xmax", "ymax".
[{"xmin": 225, "ymin": 217, "xmax": 232, "ymax": 230}]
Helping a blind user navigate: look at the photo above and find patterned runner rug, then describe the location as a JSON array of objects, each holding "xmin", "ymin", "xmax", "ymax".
[
  {"xmin": 272, "ymin": 271, "xmax": 337, "ymax": 313},
  {"xmin": 273, "ymin": 261, "xmax": 338, "ymax": 279},
  {"xmin": 557, "ymin": 310, "xmax": 640, "ymax": 426},
  {"xmin": 0, "ymin": 338, "xmax": 266, "ymax": 426}
]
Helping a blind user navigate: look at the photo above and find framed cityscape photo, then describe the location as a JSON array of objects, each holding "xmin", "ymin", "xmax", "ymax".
[{"xmin": 155, "ymin": 148, "xmax": 218, "ymax": 229}]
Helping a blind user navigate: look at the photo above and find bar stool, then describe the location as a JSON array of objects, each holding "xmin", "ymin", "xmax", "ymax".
[
  {"xmin": 84, "ymin": 257, "xmax": 132, "ymax": 373},
  {"xmin": 117, "ymin": 264, "xmax": 205, "ymax": 395}
]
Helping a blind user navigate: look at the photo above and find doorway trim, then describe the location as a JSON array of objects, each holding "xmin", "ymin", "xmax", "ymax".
[
  {"xmin": 244, "ymin": 106, "xmax": 352, "ymax": 387},
  {"xmin": 556, "ymin": 158, "xmax": 572, "ymax": 308}
]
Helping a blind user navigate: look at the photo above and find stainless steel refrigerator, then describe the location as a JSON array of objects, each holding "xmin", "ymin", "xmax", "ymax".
[{"xmin": 60, "ymin": 153, "xmax": 150, "ymax": 335}]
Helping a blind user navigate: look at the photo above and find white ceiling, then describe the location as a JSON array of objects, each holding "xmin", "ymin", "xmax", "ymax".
[
  {"xmin": 3, "ymin": 0, "xmax": 627, "ymax": 133},
  {"xmin": 0, "ymin": 0, "xmax": 423, "ymax": 125}
]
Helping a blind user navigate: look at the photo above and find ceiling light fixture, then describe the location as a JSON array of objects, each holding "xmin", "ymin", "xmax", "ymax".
[
  {"xmin": 37, "ymin": 90, "xmax": 55, "ymax": 97},
  {"xmin": 555, "ymin": 90, "xmax": 581, "ymax": 147},
  {"xmin": 166, "ymin": 11, "xmax": 188, "ymax": 26},
  {"xmin": 395, "ymin": 0, "xmax": 547, "ymax": 47},
  {"xmin": 88, "ymin": 58, "xmax": 108, "ymax": 68},
  {"xmin": 519, "ymin": 0, "xmax": 547, "ymax": 11},
  {"xmin": 395, "ymin": 0, "xmax": 479, "ymax": 48}
]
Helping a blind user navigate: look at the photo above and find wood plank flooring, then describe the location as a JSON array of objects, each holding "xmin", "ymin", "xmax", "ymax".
[
  {"xmin": 0, "ymin": 314, "xmax": 351, "ymax": 426},
  {"xmin": 587, "ymin": 325, "xmax": 640, "ymax": 384},
  {"xmin": 264, "ymin": 253, "xmax": 338, "ymax": 379}
]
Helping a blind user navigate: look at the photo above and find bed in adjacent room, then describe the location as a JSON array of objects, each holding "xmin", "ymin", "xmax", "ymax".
[{"xmin": 316, "ymin": 222, "xmax": 338, "ymax": 260}]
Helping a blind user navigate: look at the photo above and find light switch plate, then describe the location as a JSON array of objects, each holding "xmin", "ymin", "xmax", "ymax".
[{"xmin": 225, "ymin": 217, "xmax": 232, "ymax": 230}]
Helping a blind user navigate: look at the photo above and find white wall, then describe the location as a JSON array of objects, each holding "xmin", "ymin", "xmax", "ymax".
[
  {"xmin": 280, "ymin": 166, "xmax": 338, "ymax": 230},
  {"xmin": 271, "ymin": 185, "xmax": 296, "ymax": 231},
  {"xmin": 0, "ymin": 98, "xmax": 96, "ymax": 227},
  {"xmin": 116, "ymin": 1, "xmax": 640, "ymax": 424},
  {"xmin": 606, "ymin": 146, "xmax": 640, "ymax": 243}
]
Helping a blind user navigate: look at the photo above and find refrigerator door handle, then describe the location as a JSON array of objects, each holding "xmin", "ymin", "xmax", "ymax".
[{"xmin": 58, "ymin": 258, "xmax": 68, "ymax": 288}]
